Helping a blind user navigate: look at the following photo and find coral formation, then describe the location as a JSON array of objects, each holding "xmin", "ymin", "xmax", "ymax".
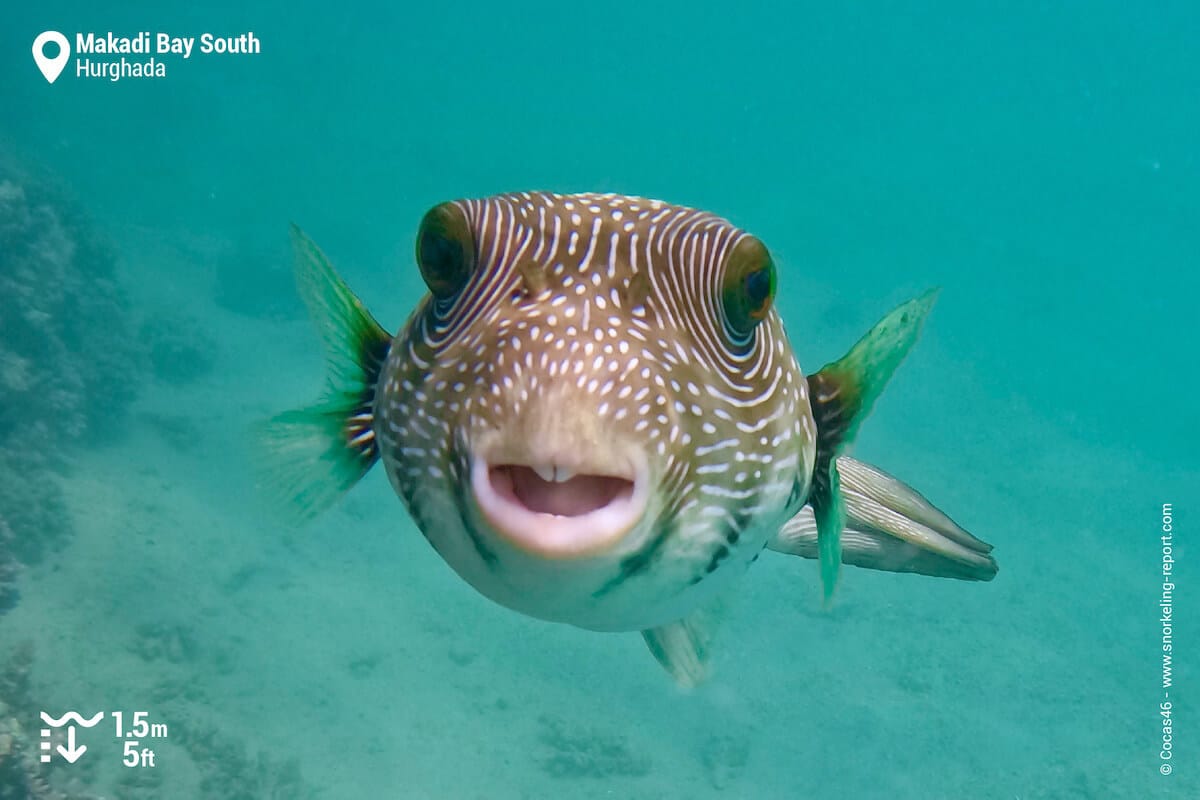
[
  {"xmin": 0, "ymin": 451, "xmax": 70, "ymax": 567},
  {"xmin": 0, "ymin": 163, "xmax": 144, "ymax": 615},
  {"xmin": 0, "ymin": 175, "xmax": 141, "ymax": 445},
  {"xmin": 0, "ymin": 642, "xmax": 53, "ymax": 799},
  {"xmin": 0, "ymin": 643, "xmax": 103, "ymax": 800},
  {"xmin": 0, "ymin": 519, "xmax": 17, "ymax": 616}
]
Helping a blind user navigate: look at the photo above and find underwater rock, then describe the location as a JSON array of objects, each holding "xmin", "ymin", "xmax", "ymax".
[
  {"xmin": 0, "ymin": 519, "xmax": 18, "ymax": 617},
  {"xmin": 0, "ymin": 643, "xmax": 32, "ymax": 717},
  {"xmin": 140, "ymin": 316, "xmax": 216, "ymax": 385},
  {"xmin": 536, "ymin": 714, "xmax": 651, "ymax": 780},
  {"xmin": 0, "ymin": 174, "xmax": 142, "ymax": 444},
  {"xmin": 0, "ymin": 162, "xmax": 146, "ymax": 615},
  {"xmin": 0, "ymin": 452, "xmax": 71, "ymax": 567},
  {"xmin": 0, "ymin": 642, "xmax": 46, "ymax": 800},
  {"xmin": 0, "ymin": 643, "xmax": 104, "ymax": 800}
]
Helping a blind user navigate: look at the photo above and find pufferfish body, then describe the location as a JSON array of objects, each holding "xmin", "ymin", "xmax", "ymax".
[{"xmin": 259, "ymin": 192, "xmax": 997, "ymax": 685}]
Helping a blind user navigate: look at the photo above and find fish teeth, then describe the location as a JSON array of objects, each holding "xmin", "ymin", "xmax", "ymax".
[{"xmin": 531, "ymin": 464, "xmax": 576, "ymax": 482}]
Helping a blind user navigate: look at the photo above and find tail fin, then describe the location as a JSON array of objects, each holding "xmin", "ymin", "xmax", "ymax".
[
  {"xmin": 770, "ymin": 456, "xmax": 998, "ymax": 581},
  {"xmin": 254, "ymin": 225, "xmax": 392, "ymax": 521},
  {"xmin": 806, "ymin": 290, "xmax": 938, "ymax": 602}
]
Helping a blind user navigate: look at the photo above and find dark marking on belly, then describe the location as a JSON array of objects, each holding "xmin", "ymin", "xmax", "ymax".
[
  {"xmin": 705, "ymin": 544, "xmax": 730, "ymax": 574},
  {"xmin": 449, "ymin": 473, "xmax": 498, "ymax": 567},
  {"xmin": 593, "ymin": 512, "xmax": 674, "ymax": 597},
  {"xmin": 689, "ymin": 502, "xmax": 758, "ymax": 585}
]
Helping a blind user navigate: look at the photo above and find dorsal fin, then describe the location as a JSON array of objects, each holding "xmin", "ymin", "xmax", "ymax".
[{"xmin": 807, "ymin": 290, "xmax": 939, "ymax": 602}]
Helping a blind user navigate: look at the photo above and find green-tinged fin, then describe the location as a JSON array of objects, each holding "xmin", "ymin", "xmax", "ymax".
[
  {"xmin": 809, "ymin": 461, "xmax": 845, "ymax": 605},
  {"xmin": 254, "ymin": 225, "xmax": 392, "ymax": 522},
  {"xmin": 770, "ymin": 456, "xmax": 998, "ymax": 582},
  {"xmin": 641, "ymin": 608, "xmax": 718, "ymax": 688},
  {"xmin": 806, "ymin": 290, "xmax": 939, "ymax": 602}
]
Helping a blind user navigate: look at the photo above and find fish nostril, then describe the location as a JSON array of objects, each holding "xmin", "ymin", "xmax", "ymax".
[{"xmin": 517, "ymin": 260, "xmax": 548, "ymax": 295}]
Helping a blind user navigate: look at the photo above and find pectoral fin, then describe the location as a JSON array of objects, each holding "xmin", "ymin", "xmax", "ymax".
[
  {"xmin": 770, "ymin": 456, "xmax": 998, "ymax": 581},
  {"xmin": 253, "ymin": 226, "xmax": 391, "ymax": 522},
  {"xmin": 806, "ymin": 290, "xmax": 939, "ymax": 601}
]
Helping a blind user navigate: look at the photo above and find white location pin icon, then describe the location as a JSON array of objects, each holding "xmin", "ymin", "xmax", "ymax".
[{"xmin": 32, "ymin": 31, "xmax": 70, "ymax": 84}]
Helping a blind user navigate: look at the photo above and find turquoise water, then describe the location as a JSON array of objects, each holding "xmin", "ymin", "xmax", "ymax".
[{"xmin": 1, "ymin": 3, "xmax": 1196, "ymax": 798}]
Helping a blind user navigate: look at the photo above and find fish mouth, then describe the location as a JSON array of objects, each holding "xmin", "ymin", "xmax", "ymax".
[{"xmin": 470, "ymin": 450, "xmax": 649, "ymax": 558}]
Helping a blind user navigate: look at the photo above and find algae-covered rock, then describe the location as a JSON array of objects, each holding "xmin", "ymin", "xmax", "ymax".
[
  {"xmin": 0, "ymin": 175, "xmax": 142, "ymax": 445},
  {"xmin": 0, "ymin": 161, "xmax": 146, "ymax": 615},
  {"xmin": 140, "ymin": 315, "xmax": 216, "ymax": 385},
  {"xmin": 0, "ymin": 517, "xmax": 17, "ymax": 616},
  {"xmin": 0, "ymin": 643, "xmax": 107, "ymax": 800}
]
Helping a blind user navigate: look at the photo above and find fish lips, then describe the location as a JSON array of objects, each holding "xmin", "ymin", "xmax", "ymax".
[{"xmin": 468, "ymin": 444, "xmax": 650, "ymax": 559}]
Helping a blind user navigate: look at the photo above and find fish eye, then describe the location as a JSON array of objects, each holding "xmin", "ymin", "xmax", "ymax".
[
  {"xmin": 416, "ymin": 202, "xmax": 475, "ymax": 300},
  {"xmin": 721, "ymin": 235, "xmax": 776, "ymax": 340}
]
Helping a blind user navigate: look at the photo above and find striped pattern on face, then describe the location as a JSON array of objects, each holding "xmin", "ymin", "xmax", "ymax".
[{"xmin": 375, "ymin": 192, "xmax": 816, "ymax": 631}]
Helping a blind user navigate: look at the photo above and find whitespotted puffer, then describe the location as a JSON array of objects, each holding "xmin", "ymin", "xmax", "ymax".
[{"xmin": 259, "ymin": 192, "xmax": 997, "ymax": 686}]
